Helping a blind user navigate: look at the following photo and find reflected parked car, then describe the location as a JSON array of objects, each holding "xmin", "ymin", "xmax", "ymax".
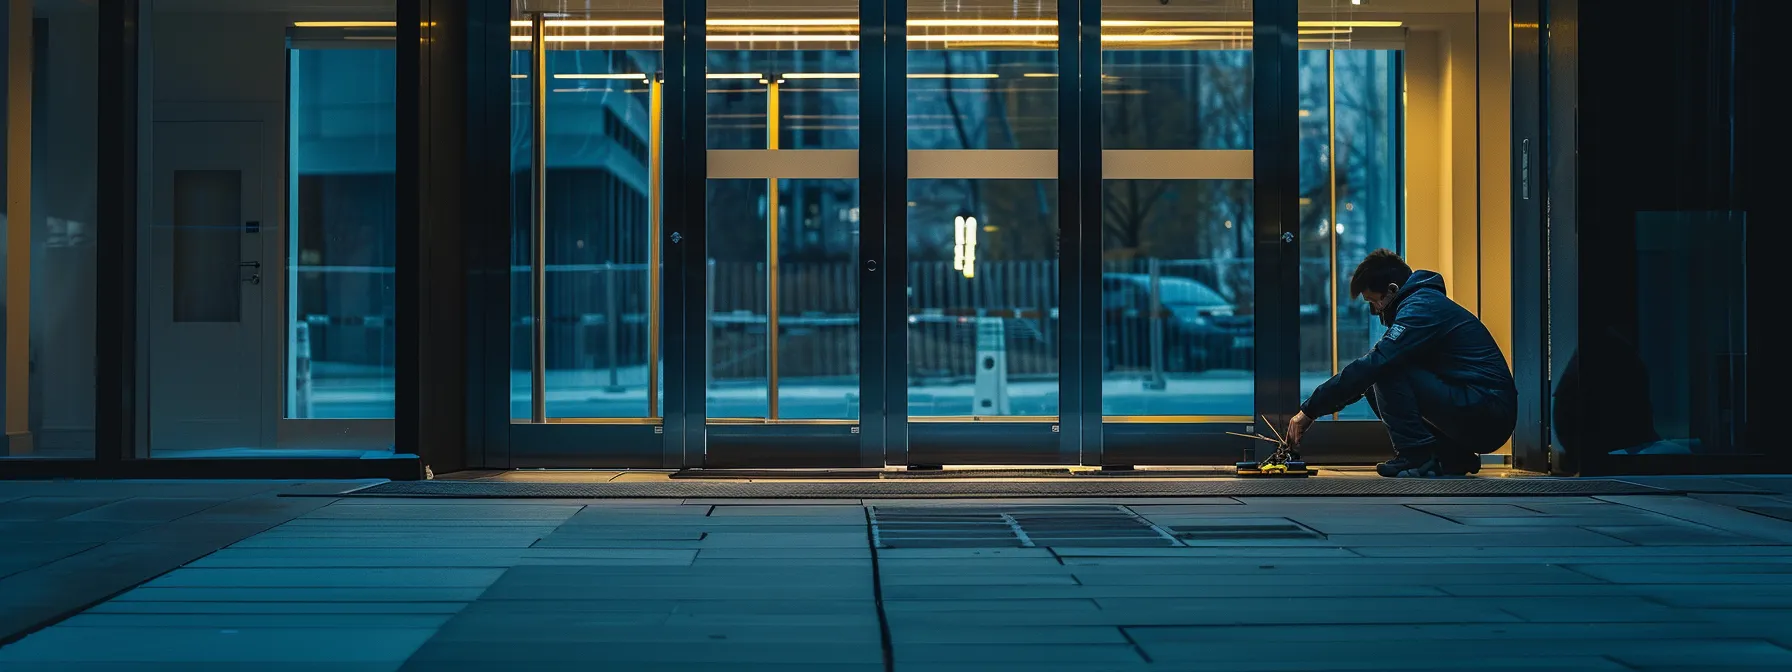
[{"xmin": 1101, "ymin": 273, "xmax": 1253, "ymax": 372}]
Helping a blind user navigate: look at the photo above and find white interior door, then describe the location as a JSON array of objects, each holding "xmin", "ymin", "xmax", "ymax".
[{"xmin": 149, "ymin": 121, "xmax": 268, "ymax": 454}]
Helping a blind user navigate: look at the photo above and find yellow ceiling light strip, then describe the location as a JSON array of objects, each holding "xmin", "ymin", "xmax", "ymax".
[
  {"xmin": 292, "ymin": 21, "xmax": 396, "ymax": 28},
  {"xmin": 313, "ymin": 19, "xmax": 1399, "ymax": 30},
  {"xmin": 706, "ymin": 73, "xmax": 765, "ymax": 79},
  {"xmin": 908, "ymin": 73, "xmax": 999, "ymax": 79},
  {"xmin": 707, "ymin": 35, "xmax": 861, "ymax": 42},
  {"xmin": 782, "ymin": 72, "xmax": 861, "ymax": 79},
  {"xmin": 708, "ymin": 18, "xmax": 858, "ymax": 26},
  {"xmin": 554, "ymin": 73, "xmax": 650, "ymax": 80},
  {"xmin": 910, "ymin": 19, "xmax": 1057, "ymax": 27}
]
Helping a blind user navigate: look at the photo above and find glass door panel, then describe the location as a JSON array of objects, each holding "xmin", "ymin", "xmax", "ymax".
[
  {"xmin": 1296, "ymin": 47, "xmax": 1402, "ymax": 422},
  {"xmin": 905, "ymin": 0, "xmax": 1061, "ymax": 423},
  {"xmin": 1099, "ymin": 0, "xmax": 1255, "ymax": 423},
  {"xmin": 511, "ymin": 1, "xmax": 664, "ymax": 423},
  {"xmin": 704, "ymin": 0, "xmax": 862, "ymax": 426}
]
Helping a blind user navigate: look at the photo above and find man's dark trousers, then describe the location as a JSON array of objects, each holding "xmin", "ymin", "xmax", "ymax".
[{"xmin": 1365, "ymin": 365, "xmax": 1516, "ymax": 460}]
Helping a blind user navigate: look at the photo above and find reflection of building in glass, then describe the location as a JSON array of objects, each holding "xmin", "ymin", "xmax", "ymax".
[
  {"xmin": 504, "ymin": 48, "xmax": 658, "ymax": 371},
  {"xmin": 290, "ymin": 47, "xmax": 399, "ymax": 404}
]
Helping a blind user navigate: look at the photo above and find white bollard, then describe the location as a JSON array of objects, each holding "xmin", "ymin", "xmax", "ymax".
[
  {"xmin": 972, "ymin": 317, "xmax": 1010, "ymax": 415},
  {"xmin": 292, "ymin": 321, "xmax": 314, "ymax": 418}
]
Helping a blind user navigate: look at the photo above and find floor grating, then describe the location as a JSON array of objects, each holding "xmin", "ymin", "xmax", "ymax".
[{"xmin": 870, "ymin": 505, "xmax": 1177, "ymax": 548}]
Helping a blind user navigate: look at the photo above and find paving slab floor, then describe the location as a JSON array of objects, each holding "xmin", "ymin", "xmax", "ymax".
[{"xmin": 4, "ymin": 477, "xmax": 1792, "ymax": 670}]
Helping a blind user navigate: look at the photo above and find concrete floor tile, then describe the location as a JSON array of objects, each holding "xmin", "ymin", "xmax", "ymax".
[
  {"xmin": 893, "ymin": 643, "xmax": 1145, "ymax": 664},
  {"xmin": 1321, "ymin": 529, "xmax": 1632, "ymax": 547},
  {"xmin": 87, "ymin": 601, "xmax": 468, "ymax": 615},
  {"xmin": 113, "ymin": 586, "xmax": 489, "ymax": 602},
  {"xmin": 0, "ymin": 664, "xmax": 399, "ymax": 672},
  {"xmin": 0, "ymin": 497, "xmax": 119, "ymax": 521},
  {"xmin": 57, "ymin": 613, "xmax": 456, "ymax": 629},
  {"xmin": 0, "ymin": 520, "xmax": 153, "ymax": 543},
  {"xmin": 63, "ymin": 498, "xmax": 229, "ymax": 524},
  {"xmin": 0, "ymin": 542, "xmax": 99, "ymax": 579},
  {"xmin": 143, "ymin": 567, "xmax": 506, "ymax": 589},
  {"xmin": 883, "ymin": 598, "xmax": 1102, "ymax": 613},
  {"xmin": 0, "ymin": 627, "xmax": 438, "ymax": 663},
  {"xmin": 889, "ymin": 625, "xmax": 1127, "ymax": 645},
  {"xmin": 407, "ymin": 640, "xmax": 881, "ymax": 664},
  {"xmin": 1586, "ymin": 524, "xmax": 1763, "ymax": 545}
]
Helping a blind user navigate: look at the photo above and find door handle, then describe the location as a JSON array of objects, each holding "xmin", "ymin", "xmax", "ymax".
[{"xmin": 240, "ymin": 261, "xmax": 262, "ymax": 285}]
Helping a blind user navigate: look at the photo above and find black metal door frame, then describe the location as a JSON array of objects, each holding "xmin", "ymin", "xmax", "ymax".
[{"xmin": 488, "ymin": 0, "xmax": 1392, "ymax": 470}]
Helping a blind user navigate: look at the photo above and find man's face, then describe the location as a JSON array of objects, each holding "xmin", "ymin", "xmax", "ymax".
[{"xmin": 1362, "ymin": 284, "xmax": 1400, "ymax": 325}]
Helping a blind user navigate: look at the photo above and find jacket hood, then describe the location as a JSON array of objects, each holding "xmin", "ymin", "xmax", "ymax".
[{"xmin": 1397, "ymin": 270, "xmax": 1447, "ymax": 300}]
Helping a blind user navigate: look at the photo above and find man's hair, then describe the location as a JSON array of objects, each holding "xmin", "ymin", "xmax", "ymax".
[{"xmin": 1348, "ymin": 249, "xmax": 1412, "ymax": 298}]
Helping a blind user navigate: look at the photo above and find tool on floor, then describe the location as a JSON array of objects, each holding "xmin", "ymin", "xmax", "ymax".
[{"xmin": 1232, "ymin": 415, "xmax": 1314, "ymax": 477}]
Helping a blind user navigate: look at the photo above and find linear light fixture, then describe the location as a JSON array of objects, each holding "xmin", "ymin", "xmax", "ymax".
[
  {"xmin": 509, "ymin": 35, "xmax": 665, "ymax": 43},
  {"xmin": 908, "ymin": 73, "xmax": 999, "ymax": 79},
  {"xmin": 707, "ymin": 18, "xmax": 858, "ymax": 26},
  {"xmin": 782, "ymin": 72, "xmax": 861, "ymax": 79},
  {"xmin": 1022, "ymin": 73, "xmax": 1058, "ymax": 78},
  {"xmin": 510, "ymin": 19, "xmax": 661, "ymax": 27},
  {"xmin": 314, "ymin": 18, "xmax": 1400, "ymax": 30},
  {"xmin": 292, "ymin": 21, "xmax": 396, "ymax": 28},
  {"xmin": 554, "ymin": 73, "xmax": 650, "ymax": 80},
  {"xmin": 706, "ymin": 35, "xmax": 861, "ymax": 42},
  {"xmin": 707, "ymin": 72, "xmax": 765, "ymax": 79},
  {"xmin": 911, "ymin": 19, "xmax": 1056, "ymax": 27}
]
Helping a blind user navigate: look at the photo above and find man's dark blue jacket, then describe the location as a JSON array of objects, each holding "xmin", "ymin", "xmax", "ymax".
[{"xmin": 1300, "ymin": 270, "xmax": 1517, "ymax": 417}]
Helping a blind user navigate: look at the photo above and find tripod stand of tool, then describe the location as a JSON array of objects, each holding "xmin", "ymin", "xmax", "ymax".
[{"xmin": 1231, "ymin": 416, "xmax": 1316, "ymax": 478}]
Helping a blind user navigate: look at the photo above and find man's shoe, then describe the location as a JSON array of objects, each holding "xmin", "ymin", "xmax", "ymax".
[
  {"xmin": 1391, "ymin": 457, "xmax": 1443, "ymax": 478},
  {"xmin": 1438, "ymin": 452, "xmax": 1482, "ymax": 476},
  {"xmin": 1376, "ymin": 454, "xmax": 1433, "ymax": 478}
]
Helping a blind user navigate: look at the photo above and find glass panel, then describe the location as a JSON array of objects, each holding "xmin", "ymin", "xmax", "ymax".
[
  {"xmin": 510, "ymin": 26, "xmax": 532, "ymax": 420},
  {"xmin": 3, "ymin": 0, "xmax": 99, "ymax": 458},
  {"xmin": 1099, "ymin": 181, "xmax": 1253, "ymax": 416},
  {"xmin": 1100, "ymin": 0, "xmax": 1253, "ymax": 419},
  {"xmin": 705, "ymin": 0, "xmax": 860, "ymax": 422},
  {"xmin": 288, "ymin": 47, "xmax": 397, "ymax": 419},
  {"xmin": 906, "ymin": 179, "xmax": 1059, "ymax": 417},
  {"xmin": 906, "ymin": 3, "xmax": 1057, "ymax": 151},
  {"xmin": 707, "ymin": 179, "xmax": 861, "ymax": 420},
  {"xmin": 1297, "ymin": 46, "xmax": 1402, "ymax": 422},
  {"xmin": 906, "ymin": 0, "xmax": 1060, "ymax": 419},
  {"xmin": 511, "ymin": 2, "xmax": 665, "ymax": 420},
  {"xmin": 135, "ymin": 2, "xmax": 397, "ymax": 458}
]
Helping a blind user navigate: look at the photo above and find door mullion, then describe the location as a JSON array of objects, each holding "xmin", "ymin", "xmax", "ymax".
[
  {"xmin": 1252, "ymin": 0, "xmax": 1301, "ymax": 462},
  {"xmin": 879, "ymin": 0, "xmax": 909, "ymax": 466}
]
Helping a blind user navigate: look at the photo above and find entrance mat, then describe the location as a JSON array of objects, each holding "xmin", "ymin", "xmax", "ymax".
[
  {"xmin": 671, "ymin": 468, "xmax": 1252, "ymax": 479},
  {"xmin": 671, "ymin": 469, "xmax": 1075, "ymax": 479},
  {"xmin": 315, "ymin": 478, "xmax": 1675, "ymax": 499}
]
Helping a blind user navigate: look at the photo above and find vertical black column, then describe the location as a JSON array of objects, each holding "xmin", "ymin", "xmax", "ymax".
[
  {"xmin": 879, "ymin": 0, "xmax": 909, "ymax": 466},
  {"xmin": 1252, "ymin": 0, "xmax": 1299, "ymax": 460},
  {"xmin": 397, "ymin": 0, "xmax": 470, "ymax": 476},
  {"xmin": 665, "ymin": 0, "xmax": 707, "ymax": 467},
  {"xmin": 858, "ymin": 0, "xmax": 890, "ymax": 467},
  {"xmin": 96, "ymin": 0, "xmax": 139, "ymax": 462},
  {"xmin": 467, "ymin": 0, "xmax": 512, "ymax": 469},
  {"xmin": 1062, "ymin": 0, "xmax": 1100, "ymax": 465},
  {"xmin": 1508, "ymin": 0, "xmax": 1549, "ymax": 472}
]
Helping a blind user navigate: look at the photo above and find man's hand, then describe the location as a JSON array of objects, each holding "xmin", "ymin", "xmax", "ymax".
[{"xmin": 1285, "ymin": 411, "xmax": 1315, "ymax": 446}]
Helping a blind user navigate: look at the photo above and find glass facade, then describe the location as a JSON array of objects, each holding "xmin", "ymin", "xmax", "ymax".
[
  {"xmin": 1, "ymin": 0, "xmax": 1766, "ymax": 477},
  {"xmin": 1, "ymin": 0, "xmax": 99, "ymax": 460}
]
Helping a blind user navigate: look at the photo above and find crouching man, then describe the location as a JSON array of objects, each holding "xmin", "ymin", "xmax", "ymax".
[{"xmin": 1286, "ymin": 250, "xmax": 1516, "ymax": 477}]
